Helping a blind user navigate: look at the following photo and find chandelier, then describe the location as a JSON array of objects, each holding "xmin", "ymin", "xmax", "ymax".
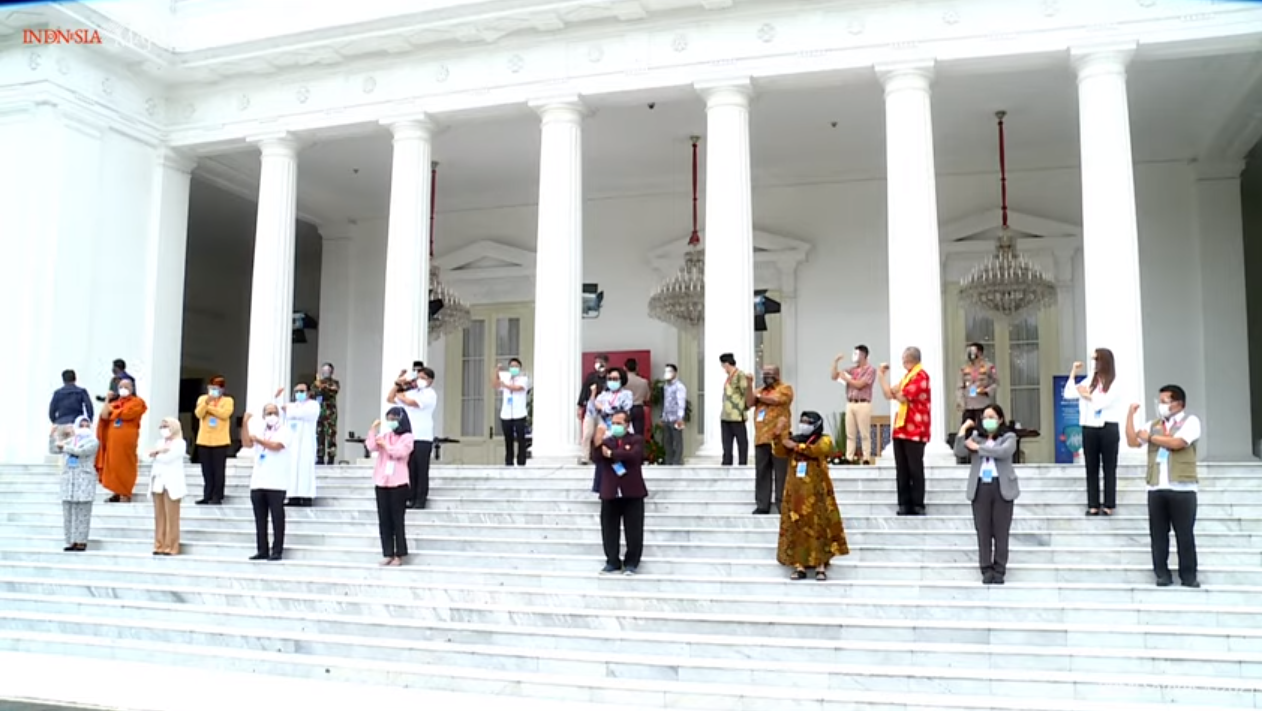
[
  {"xmin": 959, "ymin": 111, "xmax": 1057, "ymax": 318},
  {"xmin": 428, "ymin": 161, "xmax": 471, "ymax": 342},
  {"xmin": 648, "ymin": 136, "xmax": 705, "ymax": 333}
]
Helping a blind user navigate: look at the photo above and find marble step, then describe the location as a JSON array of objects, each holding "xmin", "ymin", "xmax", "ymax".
[
  {"xmin": 10, "ymin": 511, "xmax": 1260, "ymax": 546},
  {"xmin": 1, "ymin": 626, "xmax": 1257, "ymax": 708},
  {"xmin": 3, "ymin": 576, "xmax": 1259, "ymax": 634},
  {"xmin": 3, "ymin": 524, "xmax": 1254, "ymax": 566},
  {"xmin": 9, "ymin": 556, "xmax": 1260, "ymax": 605},
  {"xmin": 2, "ymin": 543, "xmax": 1257, "ymax": 585},
  {"xmin": 10, "ymin": 502, "xmax": 1261, "ymax": 532}
]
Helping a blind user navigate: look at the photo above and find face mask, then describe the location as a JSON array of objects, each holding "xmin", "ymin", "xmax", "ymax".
[
  {"xmin": 76, "ymin": 428, "xmax": 91, "ymax": 438},
  {"xmin": 264, "ymin": 415, "xmax": 279, "ymax": 427},
  {"xmin": 967, "ymin": 349, "xmax": 979, "ymax": 361},
  {"xmin": 410, "ymin": 370, "xmax": 420, "ymax": 380},
  {"xmin": 209, "ymin": 387, "xmax": 221, "ymax": 398},
  {"xmin": 1157, "ymin": 402, "xmax": 1173, "ymax": 419},
  {"xmin": 763, "ymin": 375, "xmax": 777, "ymax": 387},
  {"xmin": 609, "ymin": 424, "xmax": 627, "ymax": 438},
  {"xmin": 607, "ymin": 381, "xmax": 622, "ymax": 391},
  {"xmin": 384, "ymin": 420, "xmax": 399, "ymax": 431},
  {"xmin": 795, "ymin": 423, "xmax": 814, "ymax": 437},
  {"xmin": 321, "ymin": 368, "xmax": 332, "ymax": 377},
  {"xmin": 982, "ymin": 418, "xmax": 1000, "ymax": 433},
  {"xmin": 509, "ymin": 367, "xmax": 520, "ymax": 377},
  {"xmin": 851, "ymin": 351, "xmax": 861, "ymax": 363},
  {"xmin": 159, "ymin": 427, "xmax": 171, "ymax": 439},
  {"xmin": 118, "ymin": 388, "xmax": 131, "ymax": 398},
  {"xmin": 664, "ymin": 370, "xmax": 675, "ymax": 380},
  {"xmin": 295, "ymin": 391, "xmax": 308, "ymax": 402},
  {"xmin": 594, "ymin": 363, "xmax": 604, "ymax": 372},
  {"xmin": 416, "ymin": 380, "xmax": 430, "ymax": 390}
]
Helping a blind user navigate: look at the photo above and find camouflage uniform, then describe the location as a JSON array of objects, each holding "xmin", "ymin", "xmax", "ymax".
[{"xmin": 312, "ymin": 377, "xmax": 340, "ymax": 464}]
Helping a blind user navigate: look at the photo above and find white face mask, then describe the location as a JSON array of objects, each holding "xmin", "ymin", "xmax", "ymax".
[
  {"xmin": 1157, "ymin": 402, "xmax": 1173, "ymax": 419},
  {"xmin": 264, "ymin": 415, "xmax": 279, "ymax": 427},
  {"xmin": 664, "ymin": 370, "xmax": 675, "ymax": 380},
  {"xmin": 851, "ymin": 351, "xmax": 861, "ymax": 363},
  {"xmin": 75, "ymin": 427, "xmax": 91, "ymax": 438},
  {"xmin": 118, "ymin": 388, "xmax": 131, "ymax": 398},
  {"xmin": 416, "ymin": 380, "xmax": 430, "ymax": 390},
  {"xmin": 158, "ymin": 427, "xmax": 171, "ymax": 439}
]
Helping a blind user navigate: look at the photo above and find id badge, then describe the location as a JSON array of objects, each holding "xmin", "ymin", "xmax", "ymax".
[
  {"xmin": 795, "ymin": 461, "xmax": 807, "ymax": 478},
  {"xmin": 258, "ymin": 452, "xmax": 267, "ymax": 461},
  {"xmin": 113, "ymin": 418, "xmax": 122, "ymax": 428},
  {"xmin": 66, "ymin": 455, "xmax": 79, "ymax": 467},
  {"xmin": 290, "ymin": 421, "xmax": 299, "ymax": 431},
  {"xmin": 612, "ymin": 462, "xmax": 627, "ymax": 477},
  {"xmin": 968, "ymin": 385, "xmax": 978, "ymax": 398},
  {"xmin": 507, "ymin": 394, "xmax": 514, "ymax": 406},
  {"xmin": 1094, "ymin": 410, "xmax": 1103, "ymax": 420},
  {"xmin": 757, "ymin": 409, "xmax": 766, "ymax": 422},
  {"xmin": 1156, "ymin": 448, "xmax": 1170, "ymax": 463},
  {"xmin": 208, "ymin": 416, "xmax": 218, "ymax": 428},
  {"xmin": 385, "ymin": 460, "xmax": 396, "ymax": 477}
]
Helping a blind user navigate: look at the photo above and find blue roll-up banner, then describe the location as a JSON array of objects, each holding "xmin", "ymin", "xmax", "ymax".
[{"xmin": 1053, "ymin": 375, "xmax": 1082, "ymax": 464}]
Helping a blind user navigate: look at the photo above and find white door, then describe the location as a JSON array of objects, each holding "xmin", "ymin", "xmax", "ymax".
[{"xmin": 443, "ymin": 304, "xmax": 535, "ymax": 465}]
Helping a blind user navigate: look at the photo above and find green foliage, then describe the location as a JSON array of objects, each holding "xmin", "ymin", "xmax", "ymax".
[{"xmin": 826, "ymin": 411, "xmax": 846, "ymax": 453}]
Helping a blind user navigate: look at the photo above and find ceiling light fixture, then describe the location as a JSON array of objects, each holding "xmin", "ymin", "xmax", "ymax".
[{"xmin": 647, "ymin": 136, "xmax": 705, "ymax": 333}]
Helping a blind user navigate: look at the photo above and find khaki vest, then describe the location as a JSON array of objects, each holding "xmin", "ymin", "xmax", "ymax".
[{"xmin": 1145, "ymin": 418, "xmax": 1198, "ymax": 486}]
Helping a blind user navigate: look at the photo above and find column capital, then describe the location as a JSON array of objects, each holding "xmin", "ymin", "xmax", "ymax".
[
  {"xmin": 529, "ymin": 96, "xmax": 588, "ymax": 124},
  {"xmin": 695, "ymin": 78, "xmax": 754, "ymax": 108},
  {"xmin": 379, "ymin": 114, "xmax": 438, "ymax": 140},
  {"xmin": 1192, "ymin": 159, "xmax": 1245, "ymax": 180},
  {"xmin": 876, "ymin": 61, "xmax": 935, "ymax": 94},
  {"xmin": 247, "ymin": 132, "xmax": 302, "ymax": 158},
  {"xmin": 1070, "ymin": 44, "xmax": 1135, "ymax": 82},
  {"xmin": 159, "ymin": 146, "xmax": 197, "ymax": 174}
]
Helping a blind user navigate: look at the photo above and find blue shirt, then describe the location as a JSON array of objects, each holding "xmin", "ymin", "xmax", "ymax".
[
  {"xmin": 49, "ymin": 385, "xmax": 93, "ymax": 425},
  {"xmin": 661, "ymin": 380, "xmax": 687, "ymax": 423}
]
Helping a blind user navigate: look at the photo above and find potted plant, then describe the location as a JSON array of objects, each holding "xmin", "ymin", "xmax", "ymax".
[{"xmin": 826, "ymin": 411, "xmax": 850, "ymax": 465}]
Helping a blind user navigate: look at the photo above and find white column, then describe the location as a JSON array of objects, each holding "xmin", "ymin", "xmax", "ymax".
[
  {"xmin": 136, "ymin": 147, "xmax": 196, "ymax": 449},
  {"xmin": 243, "ymin": 134, "xmax": 300, "ymax": 420},
  {"xmin": 696, "ymin": 79, "xmax": 756, "ymax": 461},
  {"xmin": 778, "ymin": 260, "xmax": 800, "ymax": 387},
  {"xmin": 317, "ymin": 230, "xmax": 354, "ymax": 463},
  {"xmin": 528, "ymin": 97, "xmax": 586, "ymax": 463},
  {"xmin": 1054, "ymin": 251, "xmax": 1078, "ymax": 368},
  {"xmin": 878, "ymin": 62, "xmax": 951, "ymax": 461},
  {"xmin": 378, "ymin": 118, "xmax": 434, "ymax": 392},
  {"xmin": 1073, "ymin": 48, "xmax": 1147, "ymax": 457},
  {"xmin": 1193, "ymin": 161, "xmax": 1252, "ymax": 460}
]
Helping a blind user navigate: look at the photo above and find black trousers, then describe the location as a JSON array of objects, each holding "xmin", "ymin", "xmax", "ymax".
[
  {"xmin": 630, "ymin": 405, "xmax": 646, "ymax": 435},
  {"xmin": 375, "ymin": 485, "xmax": 411, "ymax": 557},
  {"xmin": 250, "ymin": 489, "xmax": 285, "ymax": 556},
  {"xmin": 956, "ymin": 409, "xmax": 985, "ymax": 464},
  {"xmin": 1082, "ymin": 423, "xmax": 1120, "ymax": 509},
  {"xmin": 720, "ymin": 420, "xmax": 749, "ymax": 466},
  {"xmin": 972, "ymin": 481, "xmax": 1014, "ymax": 576},
  {"xmin": 199, "ymin": 445, "xmax": 229, "ymax": 503},
  {"xmin": 1148, "ymin": 489, "xmax": 1198, "ymax": 583},
  {"xmin": 892, "ymin": 438, "xmax": 926, "ymax": 512},
  {"xmin": 501, "ymin": 417, "xmax": 528, "ymax": 466},
  {"xmin": 662, "ymin": 425, "xmax": 684, "ymax": 466},
  {"xmin": 754, "ymin": 444, "xmax": 788, "ymax": 513},
  {"xmin": 408, "ymin": 440, "xmax": 433, "ymax": 507},
  {"xmin": 600, "ymin": 497, "xmax": 645, "ymax": 569}
]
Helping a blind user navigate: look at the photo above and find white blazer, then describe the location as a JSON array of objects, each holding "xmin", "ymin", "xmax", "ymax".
[{"xmin": 149, "ymin": 437, "xmax": 189, "ymax": 500}]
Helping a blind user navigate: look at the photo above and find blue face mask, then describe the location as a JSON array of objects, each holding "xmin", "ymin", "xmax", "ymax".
[
  {"xmin": 208, "ymin": 388, "xmax": 221, "ymax": 398},
  {"xmin": 295, "ymin": 391, "xmax": 308, "ymax": 402},
  {"xmin": 610, "ymin": 424, "xmax": 627, "ymax": 438},
  {"xmin": 509, "ymin": 367, "xmax": 521, "ymax": 377},
  {"xmin": 384, "ymin": 420, "xmax": 399, "ymax": 432},
  {"xmin": 607, "ymin": 380, "xmax": 622, "ymax": 391}
]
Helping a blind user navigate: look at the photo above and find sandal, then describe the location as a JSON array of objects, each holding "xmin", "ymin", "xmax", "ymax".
[
  {"xmin": 816, "ymin": 570, "xmax": 827, "ymax": 581},
  {"xmin": 1086, "ymin": 509, "xmax": 1100, "ymax": 516},
  {"xmin": 1101, "ymin": 508, "xmax": 1115, "ymax": 516},
  {"xmin": 790, "ymin": 569, "xmax": 807, "ymax": 580}
]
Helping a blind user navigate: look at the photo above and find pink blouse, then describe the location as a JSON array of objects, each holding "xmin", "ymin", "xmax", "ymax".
[{"xmin": 365, "ymin": 428, "xmax": 414, "ymax": 487}]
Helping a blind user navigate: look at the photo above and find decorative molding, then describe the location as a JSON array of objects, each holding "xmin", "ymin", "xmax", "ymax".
[
  {"xmin": 434, "ymin": 240, "xmax": 536, "ymax": 282},
  {"xmin": 647, "ymin": 229, "xmax": 810, "ymax": 279},
  {"xmin": 194, "ymin": 154, "xmax": 330, "ymax": 226},
  {"xmin": 940, "ymin": 209, "xmax": 1080, "ymax": 242}
]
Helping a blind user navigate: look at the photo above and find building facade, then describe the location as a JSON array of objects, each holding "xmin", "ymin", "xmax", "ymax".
[{"xmin": 2, "ymin": 0, "xmax": 1260, "ymax": 465}]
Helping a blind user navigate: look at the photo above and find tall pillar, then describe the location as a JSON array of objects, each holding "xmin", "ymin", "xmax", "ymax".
[
  {"xmin": 878, "ymin": 62, "xmax": 951, "ymax": 460},
  {"xmin": 778, "ymin": 260, "xmax": 800, "ymax": 388},
  {"xmin": 1054, "ymin": 251, "xmax": 1079, "ymax": 368},
  {"xmin": 696, "ymin": 79, "xmax": 756, "ymax": 461},
  {"xmin": 1073, "ymin": 48, "xmax": 1147, "ymax": 453},
  {"xmin": 317, "ymin": 230, "xmax": 354, "ymax": 463},
  {"xmin": 1193, "ymin": 161, "xmax": 1252, "ymax": 460},
  {"xmin": 378, "ymin": 118, "xmax": 434, "ymax": 392},
  {"xmin": 243, "ymin": 134, "xmax": 300, "ymax": 419},
  {"xmin": 136, "ymin": 147, "xmax": 196, "ymax": 449},
  {"xmin": 528, "ymin": 97, "xmax": 586, "ymax": 463}
]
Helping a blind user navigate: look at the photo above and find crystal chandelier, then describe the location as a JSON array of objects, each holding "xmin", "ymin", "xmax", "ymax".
[
  {"xmin": 428, "ymin": 161, "xmax": 471, "ymax": 342},
  {"xmin": 648, "ymin": 136, "xmax": 705, "ymax": 333},
  {"xmin": 959, "ymin": 111, "xmax": 1057, "ymax": 318}
]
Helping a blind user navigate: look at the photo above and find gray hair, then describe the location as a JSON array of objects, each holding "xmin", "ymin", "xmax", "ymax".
[{"xmin": 902, "ymin": 347, "xmax": 922, "ymax": 364}]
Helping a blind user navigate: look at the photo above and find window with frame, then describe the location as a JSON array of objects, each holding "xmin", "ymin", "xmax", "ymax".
[
  {"xmin": 1007, "ymin": 314, "xmax": 1040, "ymax": 431},
  {"xmin": 460, "ymin": 320, "xmax": 486, "ymax": 437}
]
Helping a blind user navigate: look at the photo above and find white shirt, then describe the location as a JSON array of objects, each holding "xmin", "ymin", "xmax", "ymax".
[
  {"xmin": 498, "ymin": 374, "xmax": 530, "ymax": 420},
  {"xmin": 1062, "ymin": 375, "xmax": 1120, "ymax": 428},
  {"xmin": 401, "ymin": 386, "xmax": 438, "ymax": 442},
  {"xmin": 1149, "ymin": 412, "xmax": 1201, "ymax": 493},
  {"xmin": 149, "ymin": 437, "xmax": 188, "ymax": 500},
  {"xmin": 249, "ymin": 419, "xmax": 293, "ymax": 491}
]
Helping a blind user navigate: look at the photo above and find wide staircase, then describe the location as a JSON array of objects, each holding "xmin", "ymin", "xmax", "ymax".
[{"xmin": 0, "ymin": 462, "xmax": 1260, "ymax": 710}]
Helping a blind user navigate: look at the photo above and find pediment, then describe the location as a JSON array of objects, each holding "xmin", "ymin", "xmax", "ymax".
[
  {"xmin": 435, "ymin": 240, "xmax": 535, "ymax": 281},
  {"xmin": 941, "ymin": 209, "xmax": 1080, "ymax": 242},
  {"xmin": 648, "ymin": 229, "xmax": 810, "ymax": 271}
]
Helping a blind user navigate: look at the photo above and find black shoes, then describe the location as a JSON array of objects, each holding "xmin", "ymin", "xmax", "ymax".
[
  {"xmin": 1182, "ymin": 580, "xmax": 1201, "ymax": 588},
  {"xmin": 752, "ymin": 508, "xmax": 771, "ymax": 515},
  {"xmin": 1156, "ymin": 575, "xmax": 1174, "ymax": 587},
  {"xmin": 249, "ymin": 553, "xmax": 267, "ymax": 561},
  {"xmin": 194, "ymin": 499, "xmax": 209, "ymax": 505}
]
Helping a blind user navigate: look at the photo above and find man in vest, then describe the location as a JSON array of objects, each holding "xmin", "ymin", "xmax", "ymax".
[{"xmin": 1125, "ymin": 385, "xmax": 1200, "ymax": 588}]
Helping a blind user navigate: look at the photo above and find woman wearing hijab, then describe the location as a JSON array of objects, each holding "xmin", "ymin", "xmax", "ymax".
[
  {"xmin": 366, "ymin": 407, "xmax": 415, "ymax": 566},
  {"xmin": 241, "ymin": 403, "xmax": 291, "ymax": 561},
  {"xmin": 776, "ymin": 410, "xmax": 849, "ymax": 580},
  {"xmin": 51, "ymin": 416, "xmax": 98, "ymax": 551},
  {"xmin": 147, "ymin": 417, "xmax": 189, "ymax": 556},
  {"xmin": 955, "ymin": 404, "xmax": 1020, "ymax": 585}
]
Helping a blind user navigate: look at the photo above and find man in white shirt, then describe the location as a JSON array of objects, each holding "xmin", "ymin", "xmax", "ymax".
[
  {"xmin": 388, "ymin": 366, "xmax": 437, "ymax": 509},
  {"xmin": 493, "ymin": 358, "xmax": 530, "ymax": 466},
  {"xmin": 1125, "ymin": 384, "xmax": 1201, "ymax": 589},
  {"xmin": 241, "ymin": 406, "xmax": 292, "ymax": 561}
]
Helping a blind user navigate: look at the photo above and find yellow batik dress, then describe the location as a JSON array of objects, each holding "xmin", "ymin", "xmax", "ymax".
[{"xmin": 776, "ymin": 435, "xmax": 849, "ymax": 568}]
